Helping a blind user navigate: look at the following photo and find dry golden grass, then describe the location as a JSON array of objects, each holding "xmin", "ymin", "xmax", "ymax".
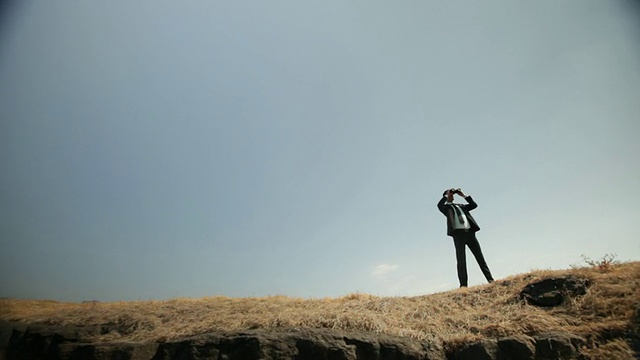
[{"xmin": 1, "ymin": 261, "xmax": 639, "ymax": 353}]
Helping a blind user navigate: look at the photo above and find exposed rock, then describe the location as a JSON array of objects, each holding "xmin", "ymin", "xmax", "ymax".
[
  {"xmin": 533, "ymin": 332, "xmax": 585, "ymax": 360},
  {"xmin": 59, "ymin": 342, "xmax": 158, "ymax": 360},
  {"xmin": 5, "ymin": 323, "xmax": 78, "ymax": 360},
  {"xmin": 453, "ymin": 339, "xmax": 497, "ymax": 360},
  {"xmin": 0, "ymin": 322, "xmax": 623, "ymax": 360},
  {"xmin": 520, "ymin": 277, "xmax": 590, "ymax": 307},
  {"xmin": 449, "ymin": 334, "xmax": 587, "ymax": 360},
  {"xmin": 497, "ymin": 336, "xmax": 535, "ymax": 360},
  {"xmin": 1, "ymin": 323, "xmax": 446, "ymax": 360},
  {"xmin": 0, "ymin": 322, "xmax": 26, "ymax": 357},
  {"xmin": 343, "ymin": 330, "xmax": 439, "ymax": 360}
]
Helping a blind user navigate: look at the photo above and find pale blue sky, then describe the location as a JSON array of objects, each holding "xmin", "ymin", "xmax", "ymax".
[{"xmin": 1, "ymin": 1, "xmax": 639, "ymax": 302}]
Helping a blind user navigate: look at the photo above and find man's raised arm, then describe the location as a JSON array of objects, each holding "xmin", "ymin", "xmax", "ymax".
[
  {"xmin": 457, "ymin": 189, "xmax": 478, "ymax": 211},
  {"xmin": 437, "ymin": 194, "xmax": 448, "ymax": 215}
]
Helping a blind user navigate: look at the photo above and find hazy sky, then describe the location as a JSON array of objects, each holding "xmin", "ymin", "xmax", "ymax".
[{"xmin": 1, "ymin": 1, "xmax": 639, "ymax": 302}]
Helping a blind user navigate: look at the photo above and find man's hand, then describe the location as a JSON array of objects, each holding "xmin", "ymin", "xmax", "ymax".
[{"xmin": 456, "ymin": 189, "xmax": 466, "ymax": 197}]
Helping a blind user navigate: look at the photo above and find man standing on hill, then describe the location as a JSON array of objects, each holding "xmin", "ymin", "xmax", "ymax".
[{"xmin": 437, "ymin": 188, "xmax": 494, "ymax": 288}]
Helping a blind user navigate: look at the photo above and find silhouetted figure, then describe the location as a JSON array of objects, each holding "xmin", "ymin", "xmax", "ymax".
[{"xmin": 437, "ymin": 188, "xmax": 494, "ymax": 287}]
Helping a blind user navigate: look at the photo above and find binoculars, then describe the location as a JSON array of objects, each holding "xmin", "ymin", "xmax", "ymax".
[{"xmin": 448, "ymin": 188, "xmax": 462, "ymax": 194}]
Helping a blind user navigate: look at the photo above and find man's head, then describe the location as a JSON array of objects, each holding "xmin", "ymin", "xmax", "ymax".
[{"xmin": 443, "ymin": 189, "xmax": 455, "ymax": 202}]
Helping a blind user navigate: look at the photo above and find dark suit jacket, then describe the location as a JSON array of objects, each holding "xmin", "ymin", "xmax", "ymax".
[{"xmin": 437, "ymin": 196, "xmax": 481, "ymax": 236}]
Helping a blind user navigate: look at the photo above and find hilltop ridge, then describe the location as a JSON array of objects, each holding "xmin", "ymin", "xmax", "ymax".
[{"xmin": 1, "ymin": 261, "xmax": 639, "ymax": 359}]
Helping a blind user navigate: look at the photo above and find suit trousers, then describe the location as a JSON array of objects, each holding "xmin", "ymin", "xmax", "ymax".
[{"xmin": 452, "ymin": 230, "xmax": 494, "ymax": 287}]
